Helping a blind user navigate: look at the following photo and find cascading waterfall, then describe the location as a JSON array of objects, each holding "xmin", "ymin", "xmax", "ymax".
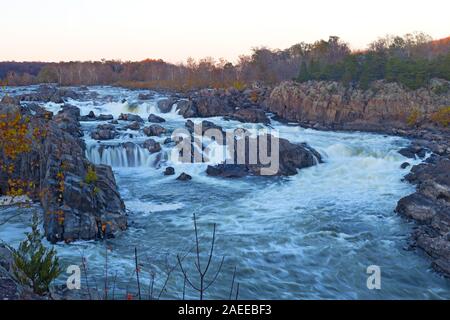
[{"xmin": 86, "ymin": 143, "xmax": 163, "ymax": 167}]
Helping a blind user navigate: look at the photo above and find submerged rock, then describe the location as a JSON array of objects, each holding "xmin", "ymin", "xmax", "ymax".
[
  {"xmin": 164, "ymin": 167, "xmax": 175, "ymax": 176},
  {"xmin": 176, "ymin": 172, "xmax": 192, "ymax": 181},
  {"xmin": 400, "ymin": 162, "xmax": 411, "ymax": 169}
]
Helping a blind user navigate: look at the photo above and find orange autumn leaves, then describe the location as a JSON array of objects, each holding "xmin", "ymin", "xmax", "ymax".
[
  {"xmin": 0, "ymin": 110, "xmax": 46, "ymax": 198},
  {"xmin": 0, "ymin": 112, "xmax": 32, "ymax": 160}
]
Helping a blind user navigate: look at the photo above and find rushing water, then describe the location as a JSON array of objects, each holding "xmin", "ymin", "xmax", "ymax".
[{"xmin": 1, "ymin": 86, "xmax": 449, "ymax": 299}]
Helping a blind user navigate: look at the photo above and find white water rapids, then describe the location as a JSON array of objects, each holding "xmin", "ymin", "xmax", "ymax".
[{"xmin": 0, "ymin": 86, "xmax": 449, "ymax": 299}]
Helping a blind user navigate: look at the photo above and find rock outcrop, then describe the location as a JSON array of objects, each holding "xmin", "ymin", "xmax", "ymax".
[
  {"xmin": 0, "ymin": 101, "xmax": 127, "ymax": 243},
  {"xmin": 268, "ymin": 80, "xmax": 450, "ymax": 132},
  {"xmin": 396, "ymin": 155, "xmax": 450, "ymax": 276},
  {"xmin": 162, "ymin": 87, "xmax": 272, "ymax": 120},
  {"xmin": 206, "ymin": 134, "xmax": 322, "ymax": 177}
]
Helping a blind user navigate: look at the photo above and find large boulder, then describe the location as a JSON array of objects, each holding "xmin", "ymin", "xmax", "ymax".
[
  {"xmin": 118, "ymin": 113, "xmax": 144, "ymax": 122},
  {"xmin": 91, "ymin": 124, "xmax": 117, "ymax": 140},
  {"xmin": 206, "ymin": 134, "xmax": 322, "ymax": 177},
  {"xmin": 143, "ymin": 139, "xmax": 161, "ymax": 153},
  {"xmin": 148, "ymin": 114, "xmax": 166, "ymax": 123},
  {"xmin": 176, "ymin": 100, "xmax": 198, "ymax": 118},
  {"xmin": 157, "ymin": 98, "xmax": 177, "ymax": 113}
]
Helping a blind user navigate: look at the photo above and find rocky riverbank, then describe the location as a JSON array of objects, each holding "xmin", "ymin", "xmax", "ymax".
[
  {"xmin": 160, "ymin": 79, "xmax": 450, "ymax": 277},
  {"xmin": 0, "ymin": 94, "xmax": 127, "ymax": 243},
  {"xmin": 265, "ymin": 80, "xmax": 450, "ymax": 277}
]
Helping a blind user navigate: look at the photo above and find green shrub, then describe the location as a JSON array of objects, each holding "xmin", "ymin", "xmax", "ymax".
[
  {"xmin": 407, "ymin": 109, "xmax": 422, "ymax": 126},
  {"xmin": 11, "ymin": 213, "xmax": 62, "ymax": 295},
  {"xmin": 431, "ymin": 106, "xmax": 450, "ymax": 127},
  {"xmin": 84, "ymin": 166, "xmax": 98, "ymax": 185},
  {"xmin": 432, "ymin": 83, "xmax": 450, "ymax": 95}
]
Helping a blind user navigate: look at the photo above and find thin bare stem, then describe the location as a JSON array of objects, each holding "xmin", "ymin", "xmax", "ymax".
[
  {"xmin": 135, "ymin": 247, "xmax": 141, "ymax": 300},
  {"xmin": 229, "ymin": 266, "xmax": 237, "ymax": 300}
]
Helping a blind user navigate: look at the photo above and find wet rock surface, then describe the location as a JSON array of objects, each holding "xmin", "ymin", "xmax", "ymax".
[
  {"xmin": 148, "ymin": 113, "xmax": 166, "ymax": 123},
  {"xmin": 143, "ymin": 139, "xmax": 161, "ymax": 153},
  {"xmin": 143, "ymin": 124, "xmax": 167, "ymax": 137},
  {"xmin": 176, "ymin": 172, "xmax": 192, "ymax": 181}
]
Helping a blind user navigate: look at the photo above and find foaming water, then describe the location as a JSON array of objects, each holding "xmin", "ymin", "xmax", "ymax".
[{"xmin": 1, "ymin": 86, "xmax": 449, "ymax": 299}]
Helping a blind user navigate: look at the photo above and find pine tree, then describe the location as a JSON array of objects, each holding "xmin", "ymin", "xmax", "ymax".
[{"xmin": 11, "ymin": 212, "xmax": 62, "ymax": 295}]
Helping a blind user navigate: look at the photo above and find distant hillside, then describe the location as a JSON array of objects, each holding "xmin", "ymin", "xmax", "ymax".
[{"xmin": 1, "ymin": 33, "xmax": 449, "ymax": 91}]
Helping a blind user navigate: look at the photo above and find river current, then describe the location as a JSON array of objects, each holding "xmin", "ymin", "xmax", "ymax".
[{"xmin": 1, "ymin": 86, "xmax": 449, "ymax": 299}]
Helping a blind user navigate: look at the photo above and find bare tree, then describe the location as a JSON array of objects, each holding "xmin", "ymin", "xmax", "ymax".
[{"xmin": 177, "ymin": 213, "xmax": 225, "ymax": 300}]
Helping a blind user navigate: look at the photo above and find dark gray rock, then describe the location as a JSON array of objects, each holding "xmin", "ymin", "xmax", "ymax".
[
  {"xmin": 176, "ymin": 100, "xmax": 198, "ymax": 118},
  {"xmin": 396, "ymin": 155, "xmax": 450, "ymax": 277},
  {"xmin": 230, "ymin": 108, "xmax": 270, "ymax": 124},
  {"xmin": 164, "ymin": 167, "xmax": 175, "ymax": 176},
  {"xmin": 176, "ymin": 172, "xmax": 192, "ymax": 181},
  {"xmin": 138, "ymin": 93, "xmax": 154, "ymax": 100},
  {"xmin": 118, "ymin": 113, "xmax": 144, "ymax": 122},
  {"xmin": 143, "ymin": 139, "xmax": 161, "ymax": 153},
  {"xmin": 143, "ymin": 124, "xmax": 167, "ymax": 137},
  {"xmin": 97, "ymin": 114, "xmax": 114, "ymax": 121},
  {"xmin": 125, "ymin": 121, "xmax": 141, "ymax": 130},
  {"xmin": 148, "ymin": 114, "xmax": 166, "ymax": 123},
  {"xmin": 398, "ymin": 145, "xmax": 428, "ymax": 159},
  {"xmin": 91, "ymin": 124, "xmax": 117, "ymax": 140},
  {"xmin": 206, "ymin": 134, "xmax": 322, "ymax": 177},
  {"xmin": 401, "ymin": 162, "xmax": 411, "ymax": 169},
  {"xmin": 157, "ymin": 98, "xmax": 177, "ymax": 113}
]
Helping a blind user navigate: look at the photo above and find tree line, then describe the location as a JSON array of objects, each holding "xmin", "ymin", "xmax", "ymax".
[{"xmin": 1, "ymin": 32, "xmax": 449, "ymax": 91}]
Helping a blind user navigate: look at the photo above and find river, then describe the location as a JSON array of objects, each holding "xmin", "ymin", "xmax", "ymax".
[{"xmin": 1, "ymin": 86, "xmax": 449, "ymax": 299}]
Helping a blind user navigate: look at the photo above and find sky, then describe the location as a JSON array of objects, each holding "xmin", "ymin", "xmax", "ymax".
[{"xmin": 0, "ymin": 0, "xmax": 449, "ymax": 63}]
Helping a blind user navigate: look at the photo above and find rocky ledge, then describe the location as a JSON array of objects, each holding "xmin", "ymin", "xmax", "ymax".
[
  {"xmin": 156, "ymin": 86, "xmax": 272, "ymax": 124},
  {"xmin": 396, "ymin": 155, "xmax": 450, "ymax": 276},
  {"xmin": 267, "ymin": 79, "xmax": 450, "ymax": 132},
  {"xmin": 0, "ymin": 98, "xmax": 127, "ymax": 243}
]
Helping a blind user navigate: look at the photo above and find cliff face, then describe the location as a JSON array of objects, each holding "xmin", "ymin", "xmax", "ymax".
[{"xmin": 268, "ymin": 79, "xmax": 450, "ymax": 131}]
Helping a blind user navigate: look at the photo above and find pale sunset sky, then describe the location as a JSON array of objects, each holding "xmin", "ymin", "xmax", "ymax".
[{"xmin": 1, "ymin": 0, "xmax": 449, "ymax": 63}]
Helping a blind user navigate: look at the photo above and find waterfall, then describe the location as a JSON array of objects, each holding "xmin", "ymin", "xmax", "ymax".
[{"xmin": 86, "ymin": 143, "xmax": 163, "ymax": 167}]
